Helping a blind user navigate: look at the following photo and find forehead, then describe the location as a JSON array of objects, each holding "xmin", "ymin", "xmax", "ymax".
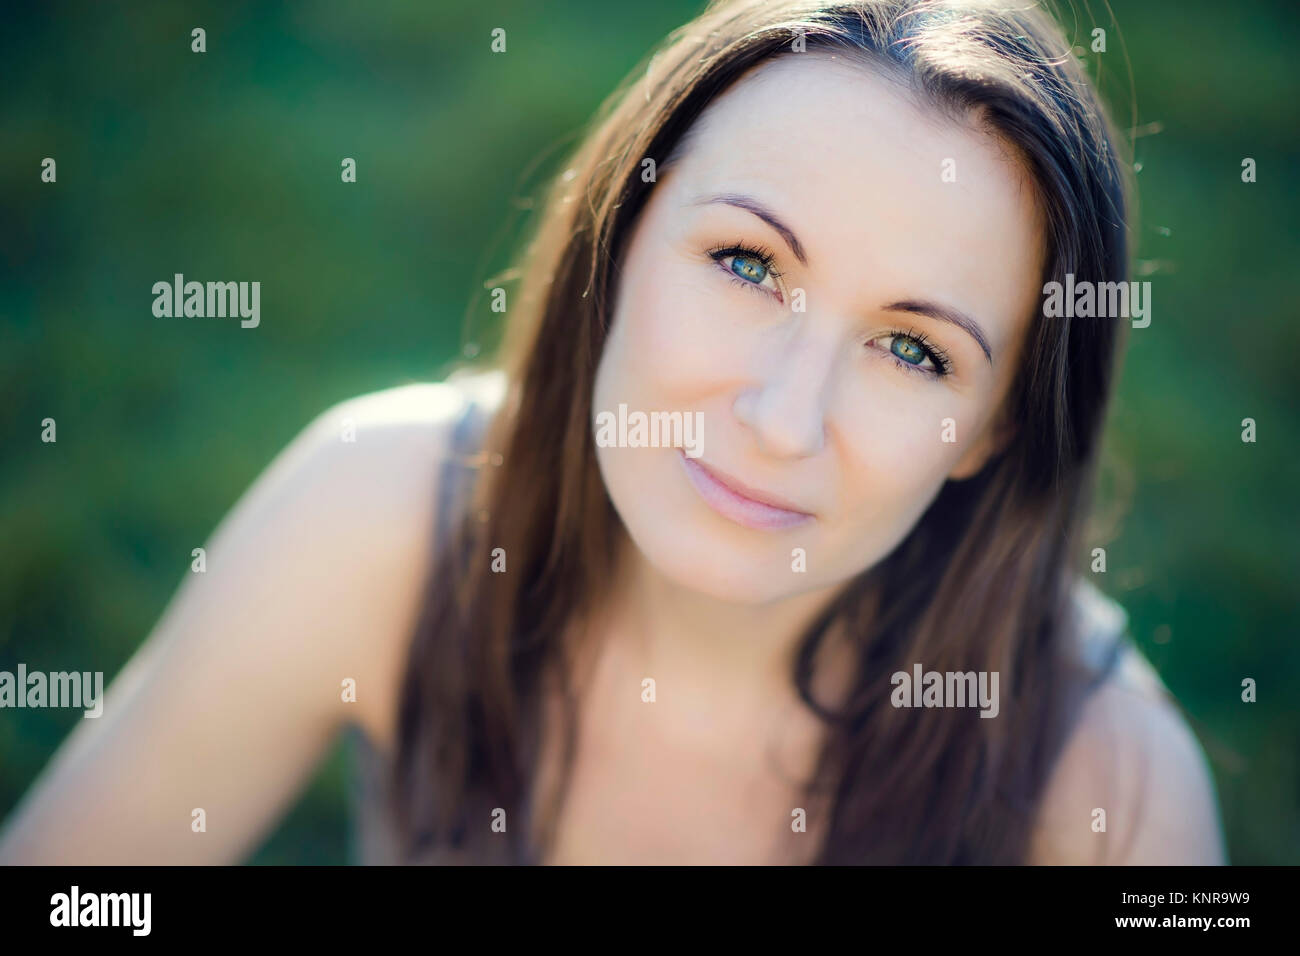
[{"xmin": 664, "ymin": 52, "xmax": 1046, "ymax": 360}]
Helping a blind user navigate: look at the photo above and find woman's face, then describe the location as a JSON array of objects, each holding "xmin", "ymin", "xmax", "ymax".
[{"xmin": 592, "ymin": 53, "xmax": 1046, "ymax": 604}]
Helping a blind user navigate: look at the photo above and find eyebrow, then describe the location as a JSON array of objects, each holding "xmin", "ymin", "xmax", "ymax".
[
  {"xmin": 690, "ymin": 191, "xmax": 994, "ymax": 365},
  {"xmin": 690, "ymin": 192, "xmax": 809, "ymax": 267},
  {"xmin": 883, "ymin": 300, "xmax": 993, "ymax": 364}
]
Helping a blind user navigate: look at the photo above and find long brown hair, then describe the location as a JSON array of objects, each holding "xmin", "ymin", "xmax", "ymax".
[{"xmin": 393, "ymin": 0, "xmax": 1132, "ymax": 864}]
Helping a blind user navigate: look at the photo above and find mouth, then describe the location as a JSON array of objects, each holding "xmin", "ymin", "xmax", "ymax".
[{"xmin": 678, "ymin": 449, "xmax": 815, "ymax": 531}]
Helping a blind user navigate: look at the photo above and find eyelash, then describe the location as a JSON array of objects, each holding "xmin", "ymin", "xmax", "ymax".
[
  {"xmin": 706, "ymin": 240, "xmax": 785, "ymax": 301},
  {"xmin": 704, "ymin": 241, "xmax": 953, "ymax": 379},
  {"xmin": 878, "ymin": 326, "xmax": 953, "ymax": 378}
]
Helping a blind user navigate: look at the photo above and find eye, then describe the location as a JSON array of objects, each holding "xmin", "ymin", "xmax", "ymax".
[
  {"xmin": 706, "ymin": 241, "xmax": 784, "ymax": 302},
  {"xmin": 867, "ymin": 328, "xmax": 953, "ymax": 378}
]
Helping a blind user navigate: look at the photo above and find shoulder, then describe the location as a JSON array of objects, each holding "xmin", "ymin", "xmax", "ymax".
[
  {"xmin": 281, "ymin": 379, "xmax": 470, "ymax": 557},
  {"xmin": 275, "ymin": 369, "xmax": 507, "ymax": 746},
  {"xmin": 292, "ymin": 368, "xmax": 506, "ymax": 524},
  {"xmin": 1026, "ymin": 582, "xmax": 1227, "ymax": 865},
  {"xmin": 303, "ymin": 367, "xmax": 506, "ymax": 461}
]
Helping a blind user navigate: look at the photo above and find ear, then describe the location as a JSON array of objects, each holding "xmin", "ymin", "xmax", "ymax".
[{"xmin": 948, "ymin": 413, "xmax": 1019, "ymax": 482}]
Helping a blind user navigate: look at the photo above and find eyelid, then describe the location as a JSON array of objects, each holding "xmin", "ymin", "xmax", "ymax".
[
  {"xmin": 705, "ymin": 239, "xmax": 783, "ymax": 277},
  {"xmin": 865, "ymin": 328, "xmax": 953, "ymax": 378},
  {"xmin": 707, "ymin": 241, "xmax": 786, "ymax": 302},
  {"xmin": 721, "ymin": 269, "xmax": 782, "ymax": 303},
  {"xmin": 703, "ymin": 245, "xmax": 954, "ymax": 380}
]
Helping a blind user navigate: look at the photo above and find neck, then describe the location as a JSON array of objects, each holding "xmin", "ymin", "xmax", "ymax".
[{"xmin": 594, "ymin": 531, "xmax": 853, "ymax": 710}]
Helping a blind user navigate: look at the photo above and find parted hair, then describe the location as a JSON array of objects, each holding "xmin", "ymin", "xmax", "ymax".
[{"xmin": 392, "ymin": 0, "xmax": 1132, "ymax": 864}]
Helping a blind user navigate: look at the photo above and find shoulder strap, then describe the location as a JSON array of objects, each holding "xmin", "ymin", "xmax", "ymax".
[
  {"xmin": 432, "ymin": 383, "xmax": 492, "ymax": 554},
  {"xmin": 1063, "ymin": 576, "xmax": 1125, "ymax": 691},
  {"xmin": 1068, "ymin": 576, "xmax": 1170, "ymax": 700}
]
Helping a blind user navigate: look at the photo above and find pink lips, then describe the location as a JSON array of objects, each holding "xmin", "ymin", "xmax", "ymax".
[{"xmin": 679, "ymin": 450, "xmax": 814, "ymax": 531}]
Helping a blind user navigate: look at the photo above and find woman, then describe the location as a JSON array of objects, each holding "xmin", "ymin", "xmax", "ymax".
[{"xmin": 0, "ymin": 0, "xmax": 1225, "ymax": 865}]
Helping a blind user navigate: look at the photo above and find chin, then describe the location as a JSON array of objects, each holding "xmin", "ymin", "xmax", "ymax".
[
  {"xmin": 597, "ymin": 445, "xmax": 828, "ymax": 604},
  {"xmin": 614, "ymin": 502, "xmax": 815, "ymax": 605}
]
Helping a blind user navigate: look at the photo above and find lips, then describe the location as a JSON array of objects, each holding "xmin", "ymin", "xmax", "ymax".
[{"xmin": 679, "ymin": 450, "xmax": 814, "ymax": 531}]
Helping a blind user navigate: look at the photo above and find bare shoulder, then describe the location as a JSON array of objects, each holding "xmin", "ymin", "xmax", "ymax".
[
  {"xmin": 0, "ymin": 375, "xmax": 493, "ymax": 864},
  {"xmin": 301, "ymin": 380, "xmax": 469, "ymax": 494},
  {"xmin": 289, "ymin": 379, "xmax": 471, "ymax": 564},
  {"xmin": 296, "ymin": 369, "xmax": 505, "ymax": 542},
  {"xmin": 296, "ymin": 372, "xmax": 505, "ymax": 750},
  {"xmin": 1027, "ymin": 643, "xmax": 1227, "ymax": 865}
]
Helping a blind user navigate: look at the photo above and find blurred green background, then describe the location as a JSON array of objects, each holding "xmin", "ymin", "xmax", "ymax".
[{"xmin": 1, "ymin": 1, "xmax": 1296, "ymax": 864}]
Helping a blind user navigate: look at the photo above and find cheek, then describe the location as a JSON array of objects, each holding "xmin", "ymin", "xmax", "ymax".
[
  {"xmin": 837, "ymin": 353, "xmax": 998, "ymax": 485},
  {"xmin": 821, "ymin": 398, "xmax": 972, "ymax": 566},
  {"xmin": 605, "ymin": 255, "xmax": 754, "ymax": 397}
]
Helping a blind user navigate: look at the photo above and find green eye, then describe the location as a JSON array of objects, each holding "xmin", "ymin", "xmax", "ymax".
[
  {"xmin": 872, "ymin": 329, "xmax": 952, "ymax": 378},
  {"xmin": 730, "ymin": 255, "xmax": 768, "ymax": 284},
  {"xmin": 891, "ymin": 336, "xmax": 925, "ymax": 365},
  {"xmin": 707, "ymin": 242, "xmax": 784, "ymax": 303}
]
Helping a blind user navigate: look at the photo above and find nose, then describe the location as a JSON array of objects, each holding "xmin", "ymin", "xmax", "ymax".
[{"xmin": 733, "ymin": 333, "xmax": 831, "ymax": 459}]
